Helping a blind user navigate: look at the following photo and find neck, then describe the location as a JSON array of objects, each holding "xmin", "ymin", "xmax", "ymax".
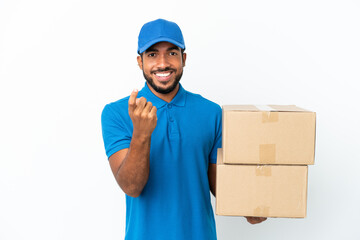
[{"xmin": 146, "ymin": 83, "xmax": 180, "ymax": 103}]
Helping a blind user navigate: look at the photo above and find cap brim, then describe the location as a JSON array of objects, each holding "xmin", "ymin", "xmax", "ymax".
[{"xmin": 138, "ymin": 37, "xmax": 185, "ymax": 54}]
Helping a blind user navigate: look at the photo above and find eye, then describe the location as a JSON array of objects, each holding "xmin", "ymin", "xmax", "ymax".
[
  {"xmin": 147, "ymin": 53, "xmax": 156, "ymax": 57},
  {"xmin": 169, "ymin": 52, "xmax": 178, "ymax": 56}
]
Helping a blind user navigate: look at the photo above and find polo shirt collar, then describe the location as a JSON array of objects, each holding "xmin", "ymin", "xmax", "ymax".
[
  {"xmin": 170, "ymin": 83, "xmax": 186, "ymax": 107},
  {"xmin": 140, "ymin": 83, "xmax": 187, "ymax": 109}
]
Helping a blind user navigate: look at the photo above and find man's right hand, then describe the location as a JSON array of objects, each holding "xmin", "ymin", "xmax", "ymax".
[
  {"xmin": 108, "ymin": 89, "xmax": 157, "ymax": 197},
  {"xmin": 128, "ymin": 89, "xmax": 157, "ymax": 138}
]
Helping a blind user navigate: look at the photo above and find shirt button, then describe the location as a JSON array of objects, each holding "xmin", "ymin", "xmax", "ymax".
[
  {"xmin": 169, "ymin": 117, "xmax": 174, "ymax": 122},
  {"xmin": 167, "ymin": 104, "xmax": 172, "ymax": 109}
]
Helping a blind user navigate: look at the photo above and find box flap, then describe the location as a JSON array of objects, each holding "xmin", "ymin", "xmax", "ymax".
[
  {"xmin": 223, "ymin": 105, "xmax": 312, "ymax": 112},
  {"xmin": 268, "ymin": 105, "xmax": 311, "ymax": 112}
]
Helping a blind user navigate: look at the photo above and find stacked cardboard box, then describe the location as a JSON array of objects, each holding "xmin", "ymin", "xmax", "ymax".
[{"xmin": 216, "ymin": 105, "xmax": 316, "ymax": 218}]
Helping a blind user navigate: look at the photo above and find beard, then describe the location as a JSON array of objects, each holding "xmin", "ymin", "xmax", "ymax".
[{"xmin": 142, "ymin": 67, "xmax": 183, "ymax": 94}]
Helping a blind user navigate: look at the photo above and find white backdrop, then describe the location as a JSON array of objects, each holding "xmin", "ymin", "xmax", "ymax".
[{"xmin": 1, "ymin": 0, "xmax": 359, "ymax": 239}]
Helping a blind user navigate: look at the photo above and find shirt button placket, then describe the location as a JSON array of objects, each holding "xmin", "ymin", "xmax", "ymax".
[
  {"xmin": 167, "ymin": 104, "xmax": 174, "ymax": 122},
  {"xmin": 167, "ymin": 104, "xmax": 178, "ymax": 138}
]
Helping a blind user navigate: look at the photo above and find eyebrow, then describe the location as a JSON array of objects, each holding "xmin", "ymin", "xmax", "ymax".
[
  {"xmin": 167, "ymin": 46, "xmax": 180, "ymax": 51},
  {"xmin": 144, "ymin": 46, "xmax": 181, "ymax": 53},
  {"xmin": 144, "ymin": 47, "xmax": 158, "ymax": 53}
]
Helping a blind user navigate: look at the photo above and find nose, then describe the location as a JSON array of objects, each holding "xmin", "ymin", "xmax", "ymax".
[{"xmin": 157, "ymin": 54, "xmax": 170, "ymax": 69}]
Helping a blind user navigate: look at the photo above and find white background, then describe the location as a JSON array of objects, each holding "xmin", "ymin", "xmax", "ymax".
[{"xmin": 1, "ymin": 0, "xmax": 359, "ymax": 239}]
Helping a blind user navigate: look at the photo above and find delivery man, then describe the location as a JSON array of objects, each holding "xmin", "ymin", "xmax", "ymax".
[{"xmin": 101, "ymin": 18, "xmax": 266, "ymax": 240}]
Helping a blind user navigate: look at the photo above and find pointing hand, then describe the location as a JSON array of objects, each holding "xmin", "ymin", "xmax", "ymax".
[{"xmin": 128, "ymin": 89, "xmax": 157, "ymax": 138}]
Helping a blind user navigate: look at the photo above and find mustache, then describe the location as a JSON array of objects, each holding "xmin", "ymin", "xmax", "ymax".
[{"xmin": 151, "ymin": 67, "xmax": 176, "ymax": 74}]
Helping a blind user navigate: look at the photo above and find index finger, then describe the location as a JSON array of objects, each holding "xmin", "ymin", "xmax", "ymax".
[{"xmin": 128, "ymin": 89, "xmax": 138, "ymax": 111}]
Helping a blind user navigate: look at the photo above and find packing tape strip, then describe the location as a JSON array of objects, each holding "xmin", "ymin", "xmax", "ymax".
[
  {"xmin": 262, "ymin": 111, "xmax": 279, "ymax": 123},
  {"xmin": 254, "ymin": 105, "xmax": 279, "ymax": 123},
  {"xmin": 254, "ymin": 105, "xmax": 276, "ymax": 111},
  {"xmin": 259, "ymin": 144, "xmax": 276, "ymax": 164},
  {"xmin": 255, "ymin": 165, "xmax": 272, "ymax": 176},
  {"xmin": 253, "ymin": 206, "xmax": 270, "ymax": 217}
]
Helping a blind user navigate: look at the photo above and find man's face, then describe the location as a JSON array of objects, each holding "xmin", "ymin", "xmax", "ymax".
[{"xmin": 137, "ymin": 41, "xmax": 186, "ymax": 94}]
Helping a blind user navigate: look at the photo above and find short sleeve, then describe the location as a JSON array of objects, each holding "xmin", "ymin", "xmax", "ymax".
[
  {"xmin": 101, "ymin": 103, "xmax": 132, "ymax": 159},
  {"xmin": 209, "ymin": 105, "xmax": 222, "ymax": 164}
]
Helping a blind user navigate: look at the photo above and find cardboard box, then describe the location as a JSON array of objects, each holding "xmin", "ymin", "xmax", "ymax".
[
  {"xmin": 216, "ymin": 149, "xmax": 308, "ymax": 218},
  {"xmin": 222, "ymin": 105, "xmax": 316, "ymax": 165}
]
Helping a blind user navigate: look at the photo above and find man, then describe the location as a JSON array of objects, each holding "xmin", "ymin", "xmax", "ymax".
[{"xmin": 101, "ymin": 19, "xmax": 266, "ymax": 240}]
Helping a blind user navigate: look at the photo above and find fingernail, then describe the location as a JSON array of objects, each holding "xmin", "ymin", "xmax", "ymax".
[{"xmin": 133, "ymin": 89, "xmax": 138, "ymax": 92}]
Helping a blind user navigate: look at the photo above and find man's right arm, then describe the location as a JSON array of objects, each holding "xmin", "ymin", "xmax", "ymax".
[{"xmin": 108, "ymin": 89, "xmax": 157, "ymax": 198}]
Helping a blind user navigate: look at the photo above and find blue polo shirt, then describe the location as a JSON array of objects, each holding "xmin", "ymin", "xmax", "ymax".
[{"xmin": 101, "ymin": 83, "xmax": 222, "ymax": 240}]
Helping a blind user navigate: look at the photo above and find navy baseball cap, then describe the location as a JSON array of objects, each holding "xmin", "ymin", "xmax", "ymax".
[{"xmin": 137, "ymin": 19, "xmax": 185, "ymax": 54}]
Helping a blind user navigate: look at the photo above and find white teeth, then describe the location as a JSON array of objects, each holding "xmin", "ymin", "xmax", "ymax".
[{"xmin": 155, "ymin": 72, "xmax": 170, "ymax": 77}]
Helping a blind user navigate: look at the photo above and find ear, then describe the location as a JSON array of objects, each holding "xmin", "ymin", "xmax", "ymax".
[
  {"xmin": 137, "ymin": 55, "xmax": 143, "ymax": 70},
  {"xmin": 182, "ymin": 52, "xmax": 187, "ymax": 67}
]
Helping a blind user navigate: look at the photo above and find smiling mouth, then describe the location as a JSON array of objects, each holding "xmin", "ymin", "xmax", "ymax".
[
  {"xmin": 155, "ymin": 72, "xmax": 171, "ymax": 77},
  {"xmin": 153, "ymin": 71, "xmax": 173, "ymax": 83}
]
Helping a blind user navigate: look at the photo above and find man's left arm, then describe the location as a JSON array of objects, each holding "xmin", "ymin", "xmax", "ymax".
[{"xmin": 208, "ymin": 163, "xmax": 216, "ymax": 197}]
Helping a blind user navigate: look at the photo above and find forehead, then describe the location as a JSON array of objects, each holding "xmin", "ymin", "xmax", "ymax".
[{"xmin": 145, "ymin": 41, "xmax": 181, "ymax": 52}]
